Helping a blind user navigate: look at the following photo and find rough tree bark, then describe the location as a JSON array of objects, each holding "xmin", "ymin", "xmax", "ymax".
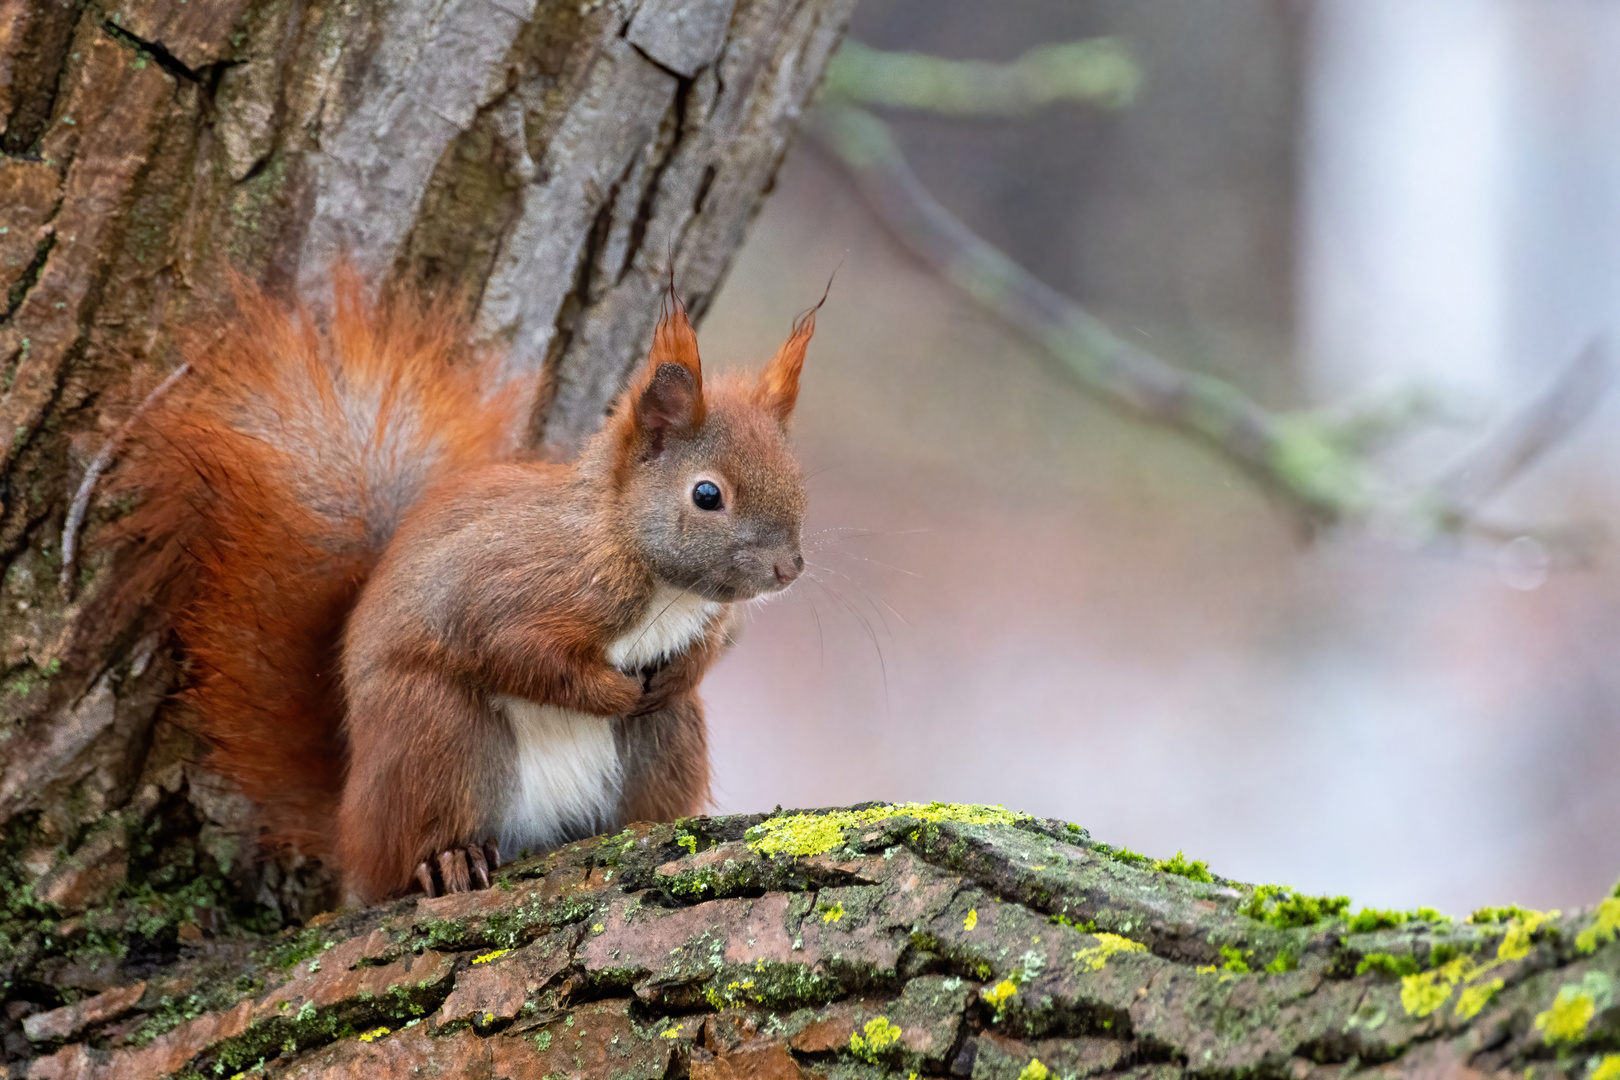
[
  {"xmin": 0, "ymin": 0, "xmax": 850, "ymax": 1052},
  {"xmin": 9, "ymin": 804, "xmax": 1620, "ymax": 1079}
]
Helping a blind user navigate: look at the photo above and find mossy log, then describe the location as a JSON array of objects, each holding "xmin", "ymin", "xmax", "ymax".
[
  {"xmin": 0, "ymin": 0, "xmax": 850, "ymax": 1006},
  {"xmin": 7, "ymin": 804, "xmax": 1620, "ymax": 1078}
]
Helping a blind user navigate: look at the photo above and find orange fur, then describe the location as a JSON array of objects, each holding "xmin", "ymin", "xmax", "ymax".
[
  {"xmin": 107, "ymin": 270, "xmax": 819, "ymax": 902},
  {"xmin": 112, "ymin": 269, "xmax": 522, "ymax": 858}
]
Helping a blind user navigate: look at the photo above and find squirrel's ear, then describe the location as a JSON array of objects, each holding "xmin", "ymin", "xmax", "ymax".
[
  {"xmin": 757, "ymin": 306, "xmax": 819, "ymax": 424},
  {"xmin": 630, "ymin": 300, "xmax": 705, "ymax": 457},
  {"xmin": 635, "ymin": 363, "xmax": 700, "ymax": 458}
]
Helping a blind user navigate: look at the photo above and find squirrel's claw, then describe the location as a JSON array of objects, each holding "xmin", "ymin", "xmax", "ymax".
[
  {"xmin": 467, "ymin": 844, "xmax": 490, "ymax": 889},
  {"xmin": 419, "ymin": 842, "xmax": 498, "ymax": 895},
  {"xmin": 415, "ymin": 861, "xmax": 438, "ymax": 898},
  {"xmin": 438, "ymin": 848, "xmax": 471, "ymax": 893}
]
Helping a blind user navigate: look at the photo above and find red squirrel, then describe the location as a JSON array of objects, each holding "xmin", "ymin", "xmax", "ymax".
[{"xmin": 115, "ymin": 269, "xmax": 816, "ymax": 904}]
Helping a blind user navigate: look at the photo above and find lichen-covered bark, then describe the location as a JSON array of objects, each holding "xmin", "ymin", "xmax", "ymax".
[
  {"xmin": 7, "ymin": 805, "xmax": 1619, "ymax": 1079},
  {"xmin": 0, "ymin": 0, "xmax": 853, "ymax": 997}
]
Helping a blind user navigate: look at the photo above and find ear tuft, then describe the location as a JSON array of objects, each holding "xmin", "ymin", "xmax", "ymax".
[
  {"xmin": 648, "ymin": 293, "xmax": 704, "ymax": 414},
  {"xmin": 757, "ymin": 303, "xmax": 821, "ymax": 424}
]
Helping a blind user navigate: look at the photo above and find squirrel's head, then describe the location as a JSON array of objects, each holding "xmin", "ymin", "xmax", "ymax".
[{"xmin": 607, "ymin": 294, "xmax": 816, "ymax": 602}]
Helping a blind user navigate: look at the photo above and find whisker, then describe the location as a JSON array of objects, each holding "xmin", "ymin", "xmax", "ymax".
[
  {"xmin": 805, "ymin": 573, "xmax": 890, "ymax": 710},
  {"xmin": 804, "ymin": 548, "xmax": 921, "ymax": 577},
  {"xmin": 805, "ymin": 594, "xmax": 825, "ymax": 669},
  {"xmin": 806, "ymin": 560, "xmax": 909, "ymax": 633},
  {"xmin": 807, "ymin": 527, "xmax": 933, "ymax": 542}
]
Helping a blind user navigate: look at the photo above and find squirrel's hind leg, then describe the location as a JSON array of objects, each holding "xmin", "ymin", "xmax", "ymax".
[{"xmin": 339, "ymin": 670, "xmax": 514, "ymax": 903}]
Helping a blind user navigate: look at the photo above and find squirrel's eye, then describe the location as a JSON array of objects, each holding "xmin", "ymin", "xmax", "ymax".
[{"xmin": 692, "ymin": 481, "xmax": 723, "ymax": 511}]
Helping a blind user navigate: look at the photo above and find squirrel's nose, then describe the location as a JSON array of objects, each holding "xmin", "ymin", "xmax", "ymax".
[{"xmin": 773, "ymin": 555, "xmax": 804, "ymax": 586}]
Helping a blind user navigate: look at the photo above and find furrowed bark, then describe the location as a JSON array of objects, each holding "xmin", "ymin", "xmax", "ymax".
[
  {"xmin": 10, "ymin": 807, "xmax": 1619, "ymax": 1079},
  {"xmin": 0, "ymin": 0, "xmax": 852, "ymax": 1021}
]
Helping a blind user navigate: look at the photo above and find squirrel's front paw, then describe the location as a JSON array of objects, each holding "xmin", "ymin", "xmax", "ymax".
[{"xmin": 415, "ymin": 839, "xmax": 500, "ymax": 897}]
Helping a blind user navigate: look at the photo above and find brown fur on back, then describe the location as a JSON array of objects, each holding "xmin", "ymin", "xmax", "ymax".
[{"xmin": 110, "ymin": 271, "xmax": 524, "ymax": 857}]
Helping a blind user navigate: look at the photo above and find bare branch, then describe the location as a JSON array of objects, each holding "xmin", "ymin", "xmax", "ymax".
[
  {"xmin": 59, "ymin": 362, "xmax": 190, "ymax": 591},
  {"xmin": 1438, "ymin": 339, "xmax": 1612, "ymax": 511},
  {"xmin": 811, "ymin": 102, "xmax": 1610, "ymax": 556},
  {"xmin": 823, "ymin": 38, "xmax": 1140, "ymax": 116}
]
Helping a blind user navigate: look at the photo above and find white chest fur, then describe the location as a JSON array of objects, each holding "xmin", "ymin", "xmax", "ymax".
[
  {"xmin": 606, "ymin": 585, "xmax": 723, "ymax": 671},
  {"xmin": 493, "ymin": 585, "xmax": 722, "ymax": 857}
]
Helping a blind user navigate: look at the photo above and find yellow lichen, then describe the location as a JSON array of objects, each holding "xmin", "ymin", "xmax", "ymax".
[
  {"xmin": 1402, "ymin": 971, "xmax": 1453, "ymax": 1018},
  {"xmin": 746, "ymin": 802, "xmax": 1027, "ymax": 857},
  {"xmin": 357, "ymin": 1026, "xmax": 390, "ymax": 1043},
  {"xmin": 1073, "ymin": 932, "xmax": 1147, "ymax": 972},
  {"xmin": 1196, "ymin": 965, "xmax": 1217, "ymax": 975},
  {"xmin": 983, "ymin": 980, "xmax": 1019, "ymax": 1009},
  {"xmin": 1498, "ymin": 910, "xmax": 1558, "ymax": 962},
  {"xmin": 1589, "ymin": 1054, "xmax": 1620, "ymax": 1080},
  {"xmin": 1019, "ymin": 1060, "xmax": 1052, "ymax": 1080},
  {"xmin": 1454, "ymin": 978, "xmax": 1505, "ymax": 1020},
  {"xmin": 1400, "ymin": 954, "xmax": 1488, "ymax": 1018},
  {"xmin": 1536, "ymin": 987, "xmax": 1596, "ymax": 1044},
  {"xmin": 822, "ymin": 903, "xmax": 845, "ymax": 923},
  {"xmin": 471, "ymin": 949, "xmax": 510, "ymax": 965},
  {"xmin": 1576, "ymin": 898, "xmax": 1620, "ymax": 954},
  {"xmin": 661, "ymin": 1023, "xmax": 683, "ymax": 1040},
  {"xmin": 703, "ymin": 978, "xmax": 757, "ymax": 1009},
  {"xmin": 964, "ymin": 908, "xmax": 978, "ymax": 931},
  {"xmin": 849, "ymin": 1016, "xmax": 904, "ymax": 1062}
]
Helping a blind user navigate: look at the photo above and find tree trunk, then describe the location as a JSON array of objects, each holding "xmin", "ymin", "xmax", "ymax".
[
  {"xmin": 0, "ymin": 0, "xmax": 851, "ymax": 1037},
  {"xmin": 10, "ymin": 805, "xmax": 1620, "ymax": 1078}
]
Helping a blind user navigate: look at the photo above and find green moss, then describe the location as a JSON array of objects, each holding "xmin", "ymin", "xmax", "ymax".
[
  {"xmin": 8, "ymin": 656, "xmax": 62, "ymax": 697},
  {"xmin": 1356, "ymin": 952, "xmax": 1420, "ymax": 978},
  {"xmin": 702, "ymin": 960, "xmax": 838, "ymax": 1010},
  {"xmin": 1470, "ymin": 905, "xmax": 1536, "ymax": 925},
  {"xmin": 261, "ymin": 926, "xmax": 326, "ymax": 970},
  {"xmin": 1218, "ymin": 945, "xmax": 1251, "ymax": 974},
  {"xmin": 127, "ymin": 993, "xmax": 212, "ymax": 1046},
  {"xmin": 205, "ymin": 979, "xmax": 447, "ymax": 1075},
  {"xmin": 1153, "ymin": 851, "xmax": 1213, "ymax": 883},
  {"xmin": 1349, "ymin": 907, "xmax": 1448, "ymax": 933},
  {"xmin": 1243, "ymin": 885, "xmax": 1351, "ymax": 929},
  {"xmin": 745, "ymin": 803, "xmax": 1027, "ymax": 858},
  {"xmin": 418, "ymin": 891, "xmax": 597, "ymax": 952},
  {"xmin": 1265, "ymin": 948, "xmax": 1298, "ymax": 974},
  {"xmin": 665, "ymin": 854, "xmax": 756, "ymax": 899},
  {"xmin": 1090, "ymin": 843, "xmax": 1150, "ymax": 869}
]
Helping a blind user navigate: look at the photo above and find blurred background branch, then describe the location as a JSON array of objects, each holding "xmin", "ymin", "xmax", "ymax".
[
  {"xmin": 813, "ymin": 43, "xmax": 1610, "ymax": 562},
  {"xmin": 824, "ymin": 37, "xmax": 1141, "ymax": 115}
]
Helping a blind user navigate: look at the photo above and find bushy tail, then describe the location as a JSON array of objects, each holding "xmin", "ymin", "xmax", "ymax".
[{"xmin": 111, "ymin": 269, "xmax": 524, "ymax": 857}]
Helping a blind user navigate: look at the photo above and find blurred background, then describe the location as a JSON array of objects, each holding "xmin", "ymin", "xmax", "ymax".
[{"xmin": 696, "ymin": 0, "xmax": 1620, "ymax": 915}]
